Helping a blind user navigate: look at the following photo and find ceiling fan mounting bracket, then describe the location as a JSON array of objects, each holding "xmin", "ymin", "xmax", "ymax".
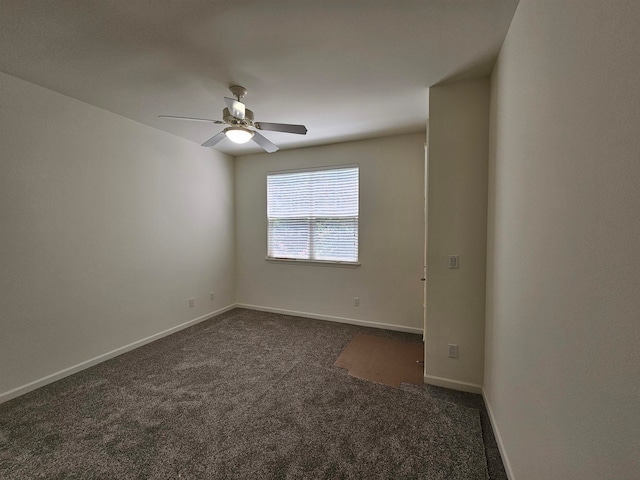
[{"xmin": 229, "ymin": 85, "xmax": 248, "ymax": 100}]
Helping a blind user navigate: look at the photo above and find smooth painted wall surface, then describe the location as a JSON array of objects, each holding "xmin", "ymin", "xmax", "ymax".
[
  {"xmin": 235, "ymin": 133, "xmax": 425, "ymax": 330},
  {"xmin": 426, "ymin": 77, "xmax": 489, "ymax": 389},
  {"xmin": 0, "ymin": 72, "xmax": 235, "ymax": 397},
  {"xmin": 485, "ymin": 1, "xmax": 640, "ymax": 478}
]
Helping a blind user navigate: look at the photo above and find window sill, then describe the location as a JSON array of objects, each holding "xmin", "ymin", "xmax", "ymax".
[{"xmin": 265, "ymin": 257, "xmax": 361, "ymax": 268}]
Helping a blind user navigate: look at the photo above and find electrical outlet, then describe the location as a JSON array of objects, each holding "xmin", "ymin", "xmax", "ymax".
[
  {"xmin": 354, "ymin": 297, "xmax": 360, "ymax": 307},
  {"xmin": 210, "ymin": 292, "xmax": 215, "ymax": 301},
  {"xmin": 448, "ymin": 344, "xmax": 459, "ymax": 358},
  {"xmin": 448, "ymin": 255, "xmax": 459, "ymax": 269},
  {"xmin": 188, "ymin": 298, "xmax": 195, "ymax": 308}
]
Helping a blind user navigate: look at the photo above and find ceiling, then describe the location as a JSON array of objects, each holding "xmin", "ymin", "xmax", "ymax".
[{"xmin": 0, "ymin": 0, "xmax": 518, "ymax": 155}]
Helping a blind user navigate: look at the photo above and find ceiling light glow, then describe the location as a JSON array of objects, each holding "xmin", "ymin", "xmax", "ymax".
[{"xmin": 225, "ymin": 127, "xmax": 254, "ymax": 144}]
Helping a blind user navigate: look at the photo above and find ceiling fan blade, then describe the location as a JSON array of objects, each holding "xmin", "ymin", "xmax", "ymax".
[
  {"xmin": 254, "ymin": 122, "xmax": 307, "ymax": 135},
  {"xmin": 158, "ymin": 115, "xmax": 224, "ymax": 124},
  {"xmin": 224, "ymin": 97, "xmax": 245, "ymax": 120},
  {"xmin": 251, "ymin": 131, "xmax": 279, "ymax": 153},
  {"xmin": 201, "ymin": 131, "xmax": 226, "ymax": 148}
]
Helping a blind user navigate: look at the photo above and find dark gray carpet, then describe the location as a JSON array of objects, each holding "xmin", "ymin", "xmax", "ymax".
[{"xmin": 0, "ymin": 308, "xmax": 505, "ymax": 479}]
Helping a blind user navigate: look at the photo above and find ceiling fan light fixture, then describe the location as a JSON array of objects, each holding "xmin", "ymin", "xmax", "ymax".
[
  {"xmin": 159, "ymin": 86, "xmax": 306, "ymax": 153},
  {"xmin": 225, "ymin": 126, "xmax": 254, "ymax": 144}
]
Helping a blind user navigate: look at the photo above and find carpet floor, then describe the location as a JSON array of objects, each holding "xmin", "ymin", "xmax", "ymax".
[{"xmin": 0, "ymin": 308, "xmax": 507, "ymax": 479}]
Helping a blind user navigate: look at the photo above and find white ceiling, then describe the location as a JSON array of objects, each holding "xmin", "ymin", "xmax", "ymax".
[{"xmin": 0, "ymin": 0, "xmax": 518, "ymax": 155}]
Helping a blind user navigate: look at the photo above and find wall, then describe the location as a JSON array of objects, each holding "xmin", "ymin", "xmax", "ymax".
[
  {"xmin": 235, "ymin": 133, "xmax": 425, "ymax": 332},
  {"xmin": 0, "ymin": 72, "xmax": 236, "ymax": 401},
  {"xmin": 485, "ymin": 1, "xmax": 640, "ymax": 479},
  {"xmin": 425, "ymin": 77, "xmax": 490, "ymax": 392}
]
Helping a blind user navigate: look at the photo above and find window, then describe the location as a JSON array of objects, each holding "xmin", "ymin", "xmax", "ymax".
[{"xmin": 267, "ymin": 165, "xmax": 359, "ymax": 264}]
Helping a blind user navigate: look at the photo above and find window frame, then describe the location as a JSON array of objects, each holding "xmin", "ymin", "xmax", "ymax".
[{"xmin": 265, "ymin": 164, "xmax": 361, "ymax": 267}]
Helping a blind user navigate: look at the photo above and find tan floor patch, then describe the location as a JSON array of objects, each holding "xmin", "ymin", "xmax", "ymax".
[{"xmin": 334, "ymin": 334, "xmax": 424, "ymax": 388}]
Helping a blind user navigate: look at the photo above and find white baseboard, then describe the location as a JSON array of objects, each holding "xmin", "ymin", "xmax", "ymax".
[
  {"xmin": 0, "ymin": 305, "xmax": 236, "ymax": 404},
  {"xmin": 423, "ymin": 374, "xmax": 483, "ymax": 394},
  {"xmin": 236, "ymin": 303, "xmax": 423, "ymax": 335},
  {"xmin": 482, "ymin": 389, "xmax": 515, "ymax": 480}
]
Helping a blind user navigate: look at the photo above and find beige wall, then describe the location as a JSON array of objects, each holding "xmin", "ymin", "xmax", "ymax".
[
  {"xmin": 0, "ymin": 72, "xmax": 236, "ymax": 400},
  {"xmin": 235, "ymin": 133, "xmax": 425, "ymax": 332},
  {"xmin": 485, "ymin": 1, "xmax": 640, "ymax": 478},
  {"xmin": 425, "ymin": 77, "xmax": 490, "ymax": 391}
]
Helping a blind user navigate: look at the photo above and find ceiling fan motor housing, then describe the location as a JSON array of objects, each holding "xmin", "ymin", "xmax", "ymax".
[{"xmin": 223, "ymin": 107, "xmax": 254, "ymax": 125}]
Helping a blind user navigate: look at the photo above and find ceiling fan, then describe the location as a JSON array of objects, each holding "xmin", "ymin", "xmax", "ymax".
[{"xmin": 158, "ymin": 85, "xmax": 307, "ymax": 153}]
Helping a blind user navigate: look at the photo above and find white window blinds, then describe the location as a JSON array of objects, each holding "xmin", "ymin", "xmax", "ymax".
[{"xmin": 267, "ymin": 166, "xmax": 359, "ymax": 263}]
